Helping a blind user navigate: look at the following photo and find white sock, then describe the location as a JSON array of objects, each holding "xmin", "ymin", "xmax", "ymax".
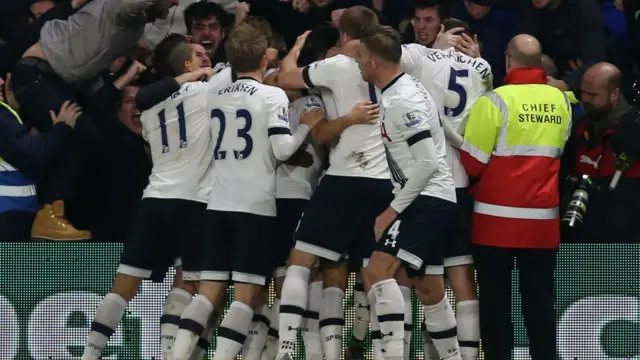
[
  {"xmin": 370, "ymin": 280, "xmax": 405, "ymax": 360},
  {"xmin": 278, "ymin": 265, "xmax": 310, "ymax": 354},
  {"xmin": 213, "ymin": 301, "xmax": 254, "ymax": 360},
  {"xmin": 173, "ymin": 295, "xmax": 214, "ymax": 360},
  {"xmin": 161, "ymin": 288, "xmax": 193, "ymax": 360},
  {"xmin": 421, "ymin": 321, "xmax": 440, "ymax": 360},
  {"xmin": 302, "ymin": 281, "xmax": 323, "ymax": 360},
  {"xmin": 82, "ymin": 293, "xmax": 127, "ymax": 360},
  {"xmin": 367, "ymin": 290, "xmax": 385, "ymax": 360},
  {"xmin": 456, "ymin": 300, "xmax": 480, "ymax": 360},
  {"xmin": 399, "ymin": 286, "xmax": 412, "ymax": 360},
  {"xmin": 319, "ymin": 287, "xmax": 345, "ymax": 360},
  {"xmin": 189, "ymin": 310, "xmax": 217, "ymax": 360},
  {"xmin": 243, "ymin": 302, "xmax": 271, "ymax": 360},
  {"xmin": 352, "ymin": 276, "xmax": 370, "ymax": 344},
  {"xmin": 424, "ymin": 295, "xmax": 461, "ymax": 360},
  {"xmin": 261, "ymin": 299, "xmax": 280, "ymax": 360}
]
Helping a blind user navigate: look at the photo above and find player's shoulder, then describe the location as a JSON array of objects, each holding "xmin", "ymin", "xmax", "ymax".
[
  {"xmin": 384, "ymin": 75, "xmax": 435, "ymax": 114},
  {"xmin": 310, "ymin": 54, "xmax": 356, "ymax": 71},
  {"xmin": 208, "ymin": 67, "xmax": 234, "ymax": 89},
  {"xmin": 401, "ymin": 43, "xmax": 434, "ymax": 57}
]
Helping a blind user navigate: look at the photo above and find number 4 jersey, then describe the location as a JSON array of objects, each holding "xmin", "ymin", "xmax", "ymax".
[
  {"xmin": 140, "ymin": 81, "xmax": 214, "ymax": 203},
  {"xmin": 400, "ymin": 44, "xmax": 493, "ymax": 188}
]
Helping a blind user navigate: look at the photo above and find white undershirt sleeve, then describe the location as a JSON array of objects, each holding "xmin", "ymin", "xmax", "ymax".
[
  {"xmin": 390, "ymin": 137, "xmax": 439, "ymax": 213},
  {"xmin": 269, "ymin": 125, "xmax": 311, "ymax": 161}
]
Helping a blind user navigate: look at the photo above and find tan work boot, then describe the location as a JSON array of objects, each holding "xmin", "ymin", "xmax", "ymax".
[{"xmin": 31, "ymin": 200, "xmax": 92, "ymax": 241}]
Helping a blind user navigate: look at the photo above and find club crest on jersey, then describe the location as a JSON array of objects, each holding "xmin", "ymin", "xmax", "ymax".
[
  {"xmin": 277, "ymin": 106, "xmax": 289, "ymax": 123},
  {"xmin": 305, "ymin": 96, "xmax": 322, "ymax": 110},
  {"xmin": 403, "ymin": 110, "xmax": 423, "ymax": 127}
]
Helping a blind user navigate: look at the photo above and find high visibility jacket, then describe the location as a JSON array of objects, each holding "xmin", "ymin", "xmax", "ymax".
[
  {"xmin": 0, "ymin": 101, "xmax": 37, "ymax": 214},
  {"xmin": 460, "ymin": 68, "xmax": 574, "ymax": 248}
]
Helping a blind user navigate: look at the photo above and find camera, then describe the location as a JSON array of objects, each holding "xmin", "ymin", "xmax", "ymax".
[{"xmin": 562, "ymin": 174, "xmax": 599, "ymax": 227}]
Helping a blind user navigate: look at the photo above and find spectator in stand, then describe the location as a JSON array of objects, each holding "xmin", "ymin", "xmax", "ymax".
[
  {"xmin": 10, "ymin": 0, "xmax": 178, "ymax": 241},
  {"xmin": 0, "ymin": 74, "xmax": 80, "ymax": 242},
  {"xmin": 450, "ymin": 0, "xmax": 516, "ymax": 87},
  {"xmin": 183, "ymin": 0, "xmax": 233, "ymax": 64},
  {"xmin": 561, "ymin": 62, "xmax": 640, "ymax": 243},
  {"xmin": 516, "ymin": 0, "xmax": 607, "ymax": 95},
  {"xmin": 402, "ymin": 0, "xmax": 446, "ymax": 46}
]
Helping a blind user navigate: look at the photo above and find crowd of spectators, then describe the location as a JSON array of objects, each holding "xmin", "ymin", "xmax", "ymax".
[{"xmin": 0, "ymin": 0, "xmax": 639, "ymax": 244}]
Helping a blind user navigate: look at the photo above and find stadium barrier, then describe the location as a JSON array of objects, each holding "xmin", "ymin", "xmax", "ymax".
[{"xmin": 1, "ymin": 243, "xmax": 638, "ymax": 360}]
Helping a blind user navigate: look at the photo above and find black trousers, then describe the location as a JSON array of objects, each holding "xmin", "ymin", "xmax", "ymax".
[
  {"xmin": 0, "ymin": 210, "xmax": 35, "ymax": 242},
  {"xmin": 11, "ymin": 58, "xmax": 101, "ymax": 206},
  {"xmin": 473, "ymin": 244, "xmax": 557, "ymax": 360}
]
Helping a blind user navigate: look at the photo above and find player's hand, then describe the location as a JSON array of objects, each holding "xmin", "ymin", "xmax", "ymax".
[
  {"xmin": 176, "ymin": 67, "xmax": 214, "ymax": 85},
  {"xmin": 285, "ymin": 148, "xmax": 314, "ymax": 168},
  {"xmin": 300, "ymin": 108, "xmax": 325, "ymax": 129},
  {"xmin": 347, "ymin": 101, "xmax": 380, "ymax": 125},
  {"xmin": 374, "ymin": 207, "xmax": 398, "ymax": 241},
  {"xmin": 432, "ymin": 24, "xmax": 463, "ymax": 50},
  {"xmin": 456, "ymin": 33, "xmax": 480, "ymax": 58},
  {"xmin": 50, "ymin": 101, "xmax": 82, "ymax": 128},
  {"xmin": 293, "ymin": 30, "xmax": 312, "ymax": 55},
  {"xmin": 235, "ymin": 2, "xmax": 251, "ymax": 25},
  {"xmin": 292, "ymin": 0, "xmax": 311, "ymax": 13}
]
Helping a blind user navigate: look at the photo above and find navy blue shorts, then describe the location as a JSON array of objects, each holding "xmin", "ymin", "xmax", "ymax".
[
  {"xmin": 119, "ymin": 198, "xmax": 206, "ymax": 282},
  {"xmin": 375, "ymin": 195, "xmax": 457, "ymax": 278},
  {"xmin": 444, "ymin": 188, "xmax": 473, "ymax": 267},
  {"xmin": 274, "ymin": 198, "xmax": 309, "ymax": 272},
  {"xmin": 200, "ymin": 210, "xmax": 275, "ymax": 286},
  {"xmin": 294, "ymin": 175, "xmax": 393, "ymax": 268}
]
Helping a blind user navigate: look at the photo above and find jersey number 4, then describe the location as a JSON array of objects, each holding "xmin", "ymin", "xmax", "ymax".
[
  {"xmin": 158, "ymin": 103, "xmax": 187, "ymax": 154},
  {"xmin": 445, "ymin": 68, "xmax": 469, "ymax": 117},
  {"xmin": 211, "ymin": 108, "xmax": 253, "ymax": 160}
]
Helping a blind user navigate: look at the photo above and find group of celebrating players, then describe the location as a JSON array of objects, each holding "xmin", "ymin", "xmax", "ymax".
[{"xmin": 81, "ymin": 5, "xmax": 492, "ymax": 360}]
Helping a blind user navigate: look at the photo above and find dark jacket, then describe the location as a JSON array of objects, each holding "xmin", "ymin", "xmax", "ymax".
[
  {"xmin": 0, "ymin": 103, "xmax": 72, "ymax": 180},
  {"xmin": 516, "ymin": 0, "xmax": 606, "ymax": 94}
]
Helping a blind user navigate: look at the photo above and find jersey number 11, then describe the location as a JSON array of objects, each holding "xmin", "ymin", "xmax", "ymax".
[{"xmin": 158, "ymin": 102, "xmax": 188, "ymax": 154}]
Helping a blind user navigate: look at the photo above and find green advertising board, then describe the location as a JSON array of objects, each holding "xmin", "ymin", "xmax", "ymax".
[{"xmin": 0, "ymin": 243, "xmax": 638, "ymax": 360}]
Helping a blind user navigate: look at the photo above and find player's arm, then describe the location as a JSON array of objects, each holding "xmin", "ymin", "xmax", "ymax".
[
  {"xmin": 389, "ymin": 107, "xmax": 441, "ymax": 214},
  {"xmin": 459, "ymin": 92, "xmax": 502, "ymax": 178},
  {"xmin": 441, "ymin": 117, "xmax": 463, "ymax": 149},
  {"xmin": 311, "ymin": 101, "xmax": 379, "ymax": 144},
  {"xmin": 279, "ymin": 52, "xmax": 347, "ymax": 90},
  {"xmin": 399, "ymin": 43, "xmax": 430, "ymax": 76},
  {"xmin": 136, "ymin": 68, "xmax": 213, "ymax": 111},
  {"xmin": 268, "ymin": 91, "xmax": 320, "ymax": 161}
]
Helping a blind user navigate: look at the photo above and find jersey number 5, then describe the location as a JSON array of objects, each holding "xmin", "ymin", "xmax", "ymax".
[
  {"xmin": 158, "ymin": 102, "xmax": 187, "ymax": 154},
  {"xmin": 444, "ymin": 68, "xmax": 469, "ymax": 117},
  {"xmin": 211, "ymin": 108, "xmax": 253, "ymax": 160}
]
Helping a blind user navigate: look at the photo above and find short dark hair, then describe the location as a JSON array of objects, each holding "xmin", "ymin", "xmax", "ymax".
[
  {"xmin": 225, "ymin": 23, "xmax": 269, "ymax": 73},
  {"xmin": 152, "ymin": 33, "xmax": 189, "ymax": 77},
  {"xmin": 183, "ymin": 1, "xmax": 230, "ymax": 34},
  {"xmin": 167, "ymin": 42, "xmax": 194, "ymax": 77},
  {"xmin": 339, "ymin": 6, "xmax": 379, "ymax": 40},
  {"xmin": 360, "ymin": 26, "xmax": 403, "ymax": 65},
  {"xmin": 442, "ymin": 18, "xmax": 473, "ymax": 36},
  {"xmin": 413, "ymin": 0, "xmax": 447, "ymax": 19},
  {"xmin": 298, "ymin": 24, "xmax": 339, "ymax": 67}
]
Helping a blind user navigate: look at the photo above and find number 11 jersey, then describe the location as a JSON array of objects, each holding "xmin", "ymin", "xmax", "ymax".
[
  {"xmin": 140, "ymin": 81, "xmax": 213, "ymax": 203},
  {"xmin": 206, "ymin": 77, "xmax": 292, "ymax": 217}
]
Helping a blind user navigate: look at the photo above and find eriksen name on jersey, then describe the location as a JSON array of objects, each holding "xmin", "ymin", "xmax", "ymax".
[{"xmin": 218, "ymin": 81, "xmax": 259, "ymax": 96}]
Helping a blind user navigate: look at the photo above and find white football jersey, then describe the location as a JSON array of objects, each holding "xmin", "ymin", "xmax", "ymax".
[
  {"xmin": 303, "ymin": 55, "xmax": 389, "ymax": 179},
  {"xmin": 276, "ymin": 94, "xmax": 326, "ymax": 200},
  {"xmin": 141, "ymin": 81, "xmax": 213, "ymax": 203},
  {"xmin": 400, "ymin": 44, "xmax": 493, "ymax": 187},
  {"xmin": 208, "ymin": 66, "xmax": 236, "ymax": 88},
  {"xmin": 207, "ymin": 77, "xmax": 292, "ymax": 216},
  {"xmin": 381, "ymin": 73, "xmax": 455, "ymax": 203}
]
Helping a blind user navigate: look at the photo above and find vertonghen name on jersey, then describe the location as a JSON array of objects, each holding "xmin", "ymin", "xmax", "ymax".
[
  {"xmin": 218, "ymin": 82, "xmax": 259, "ymax": 96},
  {"xmin": 425, "ymin": 51, "xmax": 491, "ymax": 80}
]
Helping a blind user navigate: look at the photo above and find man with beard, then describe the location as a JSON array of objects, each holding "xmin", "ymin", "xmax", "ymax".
[
  {"xmin": 562, "ymin": 62, "xmax": 640, "ymax": 243},
  {"xmin": 183, "ymin": 0, "xmax": 230, "ymax": 64}
]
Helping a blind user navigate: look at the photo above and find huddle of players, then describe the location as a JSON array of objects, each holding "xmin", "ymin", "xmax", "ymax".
[{"xmin": 81, "ymin": 6, "xmax": 492, "ymax": 360}]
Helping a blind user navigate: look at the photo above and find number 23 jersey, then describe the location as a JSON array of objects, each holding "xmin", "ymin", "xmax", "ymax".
[
  {"xmin": 140, "ymin": 81, "xmax": 213, "ymax": 203},
  {"xmin": 207, "ymin": 77, "xmax": 292, "ymax": 217}
]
